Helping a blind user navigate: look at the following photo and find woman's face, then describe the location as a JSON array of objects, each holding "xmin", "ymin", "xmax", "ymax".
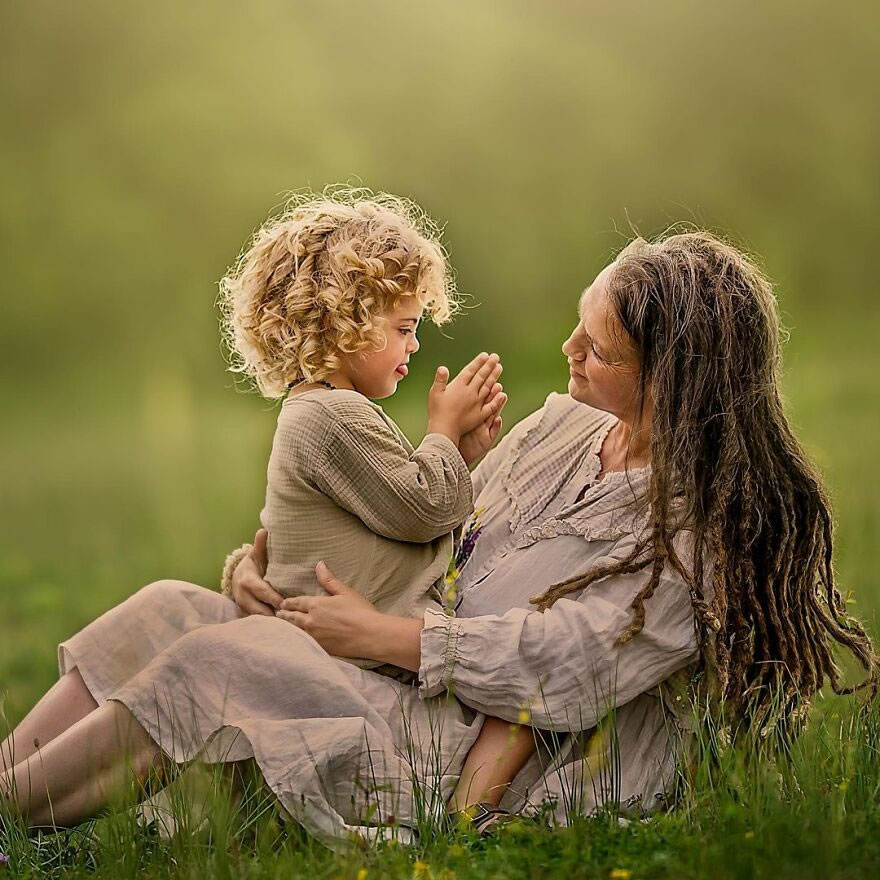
[{"xmin": 561, "ymin": 263, "xmax": 645, "ymax": 423}]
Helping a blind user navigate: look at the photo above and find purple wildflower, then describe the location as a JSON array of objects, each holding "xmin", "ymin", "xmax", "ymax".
[
  {"xmin": 453, "ymin": 507, "xmax": 486, "ymax": 572},
  {"xmin": 0, "ymin": 852, "xmax": 9, "ymax": 866}
]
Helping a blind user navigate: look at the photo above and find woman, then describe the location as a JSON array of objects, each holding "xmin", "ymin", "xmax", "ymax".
[{"xmin": 2, "ymin": 230, "xmax": 876, "ymax": 847}]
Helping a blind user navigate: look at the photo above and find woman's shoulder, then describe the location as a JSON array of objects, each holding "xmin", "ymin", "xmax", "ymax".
[
  {"xmin": 493, "ymin": 391, "xmax": 606, "ymax": 457},
  {"xmin": 536, "ymin": 391, "xmax": 613, "ymax": 434},
  {"xmin": 502, "ymin": 391, "xmax": 614, "ymax": 473},
  {"xmin": 475, "ymin": 391, "xmax": 618, "ymax": 533}
]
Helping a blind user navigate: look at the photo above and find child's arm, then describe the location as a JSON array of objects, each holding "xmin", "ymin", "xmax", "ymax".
[
  {"xmin": 300, "ymin": 356, "xmax": 503, "ymax": 544},
  {"xmin": 307, "ymin": 404, "xmax": 473, "ymax": 544}
]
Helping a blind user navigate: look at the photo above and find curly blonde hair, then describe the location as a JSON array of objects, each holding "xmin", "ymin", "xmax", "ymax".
[{"xmin": 218, "ymin": 186, "xmax": 459, "ymax": 398}]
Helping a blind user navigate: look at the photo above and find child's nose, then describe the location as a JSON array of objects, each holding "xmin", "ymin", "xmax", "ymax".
[{"xmin": 409, "ymin": 335, "xmax": 420, "ymax": 353}]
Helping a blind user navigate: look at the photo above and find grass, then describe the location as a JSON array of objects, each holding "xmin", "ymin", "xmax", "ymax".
[
  {"xmin": 2, "ymin": 0, "xmax": 879, "ymax": 874},
  {"xmin": 1, "ymin": 699, "xmax": 880, "ymax": 879},
  {"xmin": 2, "ymin": 311, "xmax": 879, "ymax": 877}
]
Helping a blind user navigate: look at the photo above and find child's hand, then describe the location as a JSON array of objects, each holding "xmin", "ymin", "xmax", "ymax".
[
  {"xmin": 459, "ymin": 392, "xmax": 507, "ymax": 468},
  {"xmin": 231, "ymin": 529, "xmax": 284, "ymax": 616},
  {"xmin": 427, "ymin": 352, "xmax": 504, "ymax": 446}
]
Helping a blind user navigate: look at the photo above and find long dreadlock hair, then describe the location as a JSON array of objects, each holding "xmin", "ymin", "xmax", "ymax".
[{"xmin": 530, "ymin": 230, "xmax": 878, "ymax": 738}]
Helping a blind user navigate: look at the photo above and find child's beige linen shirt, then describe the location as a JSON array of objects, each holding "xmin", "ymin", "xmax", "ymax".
[{"xmin": 260, "ymin": 388, "xmax": 473, "ymax": 663}]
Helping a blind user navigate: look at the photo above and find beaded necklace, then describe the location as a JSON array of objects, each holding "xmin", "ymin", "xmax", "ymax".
[{"xmin": 287, "ymin": 380, "xmax": 337, "ymax": 392}]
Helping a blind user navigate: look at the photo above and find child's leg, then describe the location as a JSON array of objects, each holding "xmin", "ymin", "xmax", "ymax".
[
  {"xmin": 1, "ymin": 668, "xmax": 99, "ymax": 775},
  {"xmin": 448, "ymin": 717, "xmax": 536, "ymax": 812}
]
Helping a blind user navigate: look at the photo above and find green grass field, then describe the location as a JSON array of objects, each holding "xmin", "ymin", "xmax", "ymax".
[{"xmin": 2, "ymin": 0, "xmax": 880, "ymax": 875}]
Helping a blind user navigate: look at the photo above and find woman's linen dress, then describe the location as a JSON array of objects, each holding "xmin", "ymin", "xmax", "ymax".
[{"xmin": 57, "ymin": 392, "xmax": 702, "ymax": 849}]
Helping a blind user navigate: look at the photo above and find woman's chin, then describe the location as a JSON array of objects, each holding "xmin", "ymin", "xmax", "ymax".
[{"xmin": 568, "ymin": 377, "xmax": 590, "ymax": 403}]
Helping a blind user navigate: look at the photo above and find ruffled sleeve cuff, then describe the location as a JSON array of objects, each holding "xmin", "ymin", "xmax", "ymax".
[{"xmin": 418, "ymin": 606, "xmax": 464, "ymax": 698}]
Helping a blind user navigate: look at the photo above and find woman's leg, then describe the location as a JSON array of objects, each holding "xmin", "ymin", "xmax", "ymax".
[
  {"xmin": 1, "ymin": 700, "xmax": 164, "ymax": 828},
  {"xmin": 3, "ymin": 577, "xmax": 239, "ymax": 779},
  {"xmin": 1, "ymin": 668, "xmax": 99, "ymax": 775},
  {"xmin": 2, "ymin": 578, "xmax": 241, "ymax": 776}
]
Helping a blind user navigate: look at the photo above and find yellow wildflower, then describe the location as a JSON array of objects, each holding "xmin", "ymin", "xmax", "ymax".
[
  {"xmin": 609, "ymin": 870, "xmax": 631, "ymax": 880},
  {"xmin": 744, "ymin": 830, "xmax": 754, "ymax": 840},
  {"xmin": 518, "ymin": 708, "xmax": 531, "ymax": 724},
  {"xmin": 413, "ymin": 861, "xmax": 431, "ymax": 878},
  {"xmin": 445, "ymin": 566, "xmax": 461, "ymax": 585},
  {"xmin": 583, "ymin": 722, "xmax": 608, "ymax": 776},
  {"xmin": 357, "ymin": 870, "xmax": 368, "ymax": 880}
]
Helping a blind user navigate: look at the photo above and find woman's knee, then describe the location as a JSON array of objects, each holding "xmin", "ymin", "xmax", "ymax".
[
  {"xmin": 170, "ymin": 616, "xmax": 319, "ymax": 672},
  {"xmin": 138, "ymin": 579, "xmax": 201, "ymax": 604},
  {"xmin": 132, "ymin": 579, "xmax": 236, "ymax": 621}
]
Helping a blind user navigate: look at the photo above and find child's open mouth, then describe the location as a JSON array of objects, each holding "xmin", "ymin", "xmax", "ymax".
[{"xmin": 395, "ymin": 365, "xmax": 408, "ymax": 377}]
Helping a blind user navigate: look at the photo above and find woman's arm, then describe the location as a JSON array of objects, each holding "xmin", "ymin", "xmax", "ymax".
[
  {"xmin": 228, "ymin": 533, "xmax": 426, "ymax": 663},
  {"xmin": 275, "ymin": 550, "xmax": 700, "ymax": 734},
  {"xmin": 370, "ymin": 614, "xmax": 425, "ymax": 671},
  {"xmin": 415, "ymin": 565, "xmax": 700, "ymax": 731},
  {"xmin": 250, "ymin": 527, "xmax": 701, "ymax": 734},
  {"xmin": 273, "ymin": 561, "xmax": 425, "ymax": 669}
]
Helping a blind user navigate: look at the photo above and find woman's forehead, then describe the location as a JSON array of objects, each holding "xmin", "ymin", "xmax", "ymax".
[{"xmin": 578, "ymin": 276, "xmax": 614, "ymax": 338}]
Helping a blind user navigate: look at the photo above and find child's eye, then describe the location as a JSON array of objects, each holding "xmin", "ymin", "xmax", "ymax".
[{"xmin": 399, "ymin": 328, "xmax": 413, "ymax": 336}]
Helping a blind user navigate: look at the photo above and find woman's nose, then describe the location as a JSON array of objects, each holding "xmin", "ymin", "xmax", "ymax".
[{"xmin": 561, "ymin": 329, "xmax": 581, "ymax": 358}]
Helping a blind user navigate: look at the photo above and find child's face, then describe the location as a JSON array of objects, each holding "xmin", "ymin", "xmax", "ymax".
[{"xmin": 342, "ymin": 297, "xmax": 423, "ymax": 399}]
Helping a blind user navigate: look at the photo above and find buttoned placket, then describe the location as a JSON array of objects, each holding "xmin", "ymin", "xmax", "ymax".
[
  {"xmin": 451, "ymin": 524, "xmax": 528, "ymax": 613},
  {"xmin": 554, "ymin": 425, "xmax": 610, "ymax": 511}
]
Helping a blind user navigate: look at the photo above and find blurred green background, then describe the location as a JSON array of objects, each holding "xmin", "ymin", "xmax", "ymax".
[{"xmin": 1, "ymin": 0, "xmax": 878, "ymax": 717}]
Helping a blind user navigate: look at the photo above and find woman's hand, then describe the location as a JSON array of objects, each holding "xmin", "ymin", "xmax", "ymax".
[
  {"xmin": 275, "ymin": 563, "xmax": 427, "ymax": 670},
  {"xmin": 231, "ymin": 529, "xmax": 285, "ymax": 616},
  {"xmin": 275, "ymin": 561, "xmax": 382, "ymax": 659}
]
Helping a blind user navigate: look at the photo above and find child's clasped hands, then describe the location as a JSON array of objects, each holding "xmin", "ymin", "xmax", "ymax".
[{"xmin": 427, "ymin": 352, "xmax": 506, "ymax": 465}]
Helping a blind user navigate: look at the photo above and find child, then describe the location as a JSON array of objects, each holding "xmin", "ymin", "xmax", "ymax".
[
  {"xmin": 218, "ymin": 189, "xmax": 505, "ymax": 663},
  {"xmin": 215, "ymin": 188, "xmax": 531, "ymax": 831}
]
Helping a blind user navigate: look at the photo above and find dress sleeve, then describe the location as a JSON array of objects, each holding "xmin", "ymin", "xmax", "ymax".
[
  {"xmin": 310, "ymin": 414, "xmax": 474, "ymax": 544},
  {"xmin": 417, "ymin": 541, "xmax": 701, "ymax": 731}
]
